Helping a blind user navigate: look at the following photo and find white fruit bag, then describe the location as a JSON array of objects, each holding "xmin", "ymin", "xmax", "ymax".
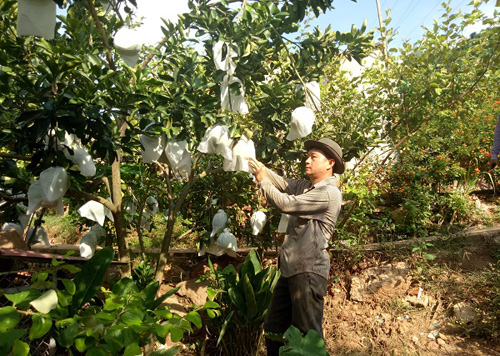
[
  {"xmin": 213, "ymin": 41, "xmax": 237, "ymax": 75},
  {"xmin": 27, "ymin": 167, "xmax": 69, "ymax": 215},
  {"xmin": 221, "ymin": 75, "xmax": 249, "ymax": 114},
  {"xmin": 78, "ymin": 200, "xmax": 114, "ymax": 226},
  {"xmin": 26, "ymin": 226, "xmax": 49, "ymax": 247},
  {"xmin": 17, "ymin": 0, "xmax": 56, "ymax": 39},
  {"xmin": 215, "ymin": 228, "xmax": 238, "ymax": 257},
  {"xmin": 197, "ymin": 125, "xmax": 233, "ymax": 160},
  {"xmin": 64, "ymin": 145, "xmax": 96, "ymax": 177},
  {"xmin": 211, "ymin": 209, "xmax": 227, "ymax": 238},
  {"xmin": 140, "ymin": 134, "xmax": 167, "ymax": 163},
  {"xmin": 1, "ymin": 222, "xmax": 23, "ymax": 237},
  {"xmin": 250, "ymin": 211, "xmax": 267, "ymax": 236},
  {"xmin": 165, "ymin": 140, "xmax": 192, "ymax": 175},
  {"xmin": 304, "ymin": 81, "xmax": 321, "ymax": 112},
  {"xmin": 79, "ymin": 225, "xmax": 105, "ymax": 259},
  {"xmin": 114, "ymin": 27, "xmax": 142, "ymax": 67},
  {"xmin": 286, "ymin": 106, "xmax": 315, "ymax": 141},
  {"xmin": 223, "ymin": 136, "xmax": 256, "ymax": 173}
]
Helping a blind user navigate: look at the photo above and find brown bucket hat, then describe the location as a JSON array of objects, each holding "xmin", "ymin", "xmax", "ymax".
[{"xmin": 304, "ymin": 138, "xmax": 345, "ymax": 174}]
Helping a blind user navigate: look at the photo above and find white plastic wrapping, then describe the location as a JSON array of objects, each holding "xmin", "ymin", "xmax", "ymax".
[
  {"xmin": 17, "ymin": 0, "xmax": 56, "ymax": 39},
  {"xmin": 221, "ymin": 75, "xmax": 249, "ymax": 114},
  {"xmin": 79, "ymin": 225, "xmax": 106, "ymax": 259},
  {"xmin": 64, "ymin": 145, "xmax": 96, "ymax": 177},
  {"xmin": 1, "ymin": 222, "xmax": 24, "ymax": 237},
  {"xmin": 26, "ymin": 226, "xmax": 50, "ymax": 247},
  {"xmin": 145, "ymin": 196, "xmax": 159, "ymax": 216},
  {"xmin": 27, "ymin": 167, "xmax": 69, "ymax": 216},
  {"xmin": 77, "ymin": 200, "xmax": 114, "ymax": 226},
  {"xmin": 277, "ymin": 213, "xmax": 290, "ymax": 233},
  {"xmin": 114, "ymin": 27, "xmax": 142, "ymax": 67},
  {"xmin": 303, "ymin": 81, "xmax": 321, "ymax": 112},
  {"xmin": 250, "ymin": 211, "xmax": 267, "ymax": 236},
  {"xmin": 165, "ymin": 140, "xmax": 192, "ymax": 175},
  {"xmin": 140, "ymin": 134, "xmax": 168, "ymax": 164},
  {"xmin": 286, "ymin": 106, "xmax": 315, "ymax": 141},
  {"xmin": 16, "ymin": 203, "xmax": 30, "ymax": 230},
  {"xmin": 215, "ymin": 228, "xmax": 238, "ymax": 257},
  {"xmin": 197, "ymin": 125, "xmax": 233, "ymax": 160},
  {"xmin": 213, "ymin": 41, "xmax": 237, "ymax": 75},
  {"xmin": 210, "ymin": 209, "xmax": 227, "ymax": 238},
  {"xmin": 223, "ymin": 136, "xmax": 256, "ymax": 173}
]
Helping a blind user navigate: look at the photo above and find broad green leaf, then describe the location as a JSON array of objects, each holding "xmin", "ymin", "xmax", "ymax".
[
  {"xmin": 203, "ymin": 300, "xmax": 220, "ymax": 309},
  {"xmin": 61, "ymin": 278, "xmax": 76, "ymax": 295},
  {"xmin": 123, "ymin": 342, "xmax": 142, "ymax": 356},
  {"xmin": 243, "ymin": 274, "xmax": 258, "ymax": 320},
  {"xmin": 121, "ymin": 311, "xmax": 143, "ymax": 326},
  {"xmin": 0, "ymin": 306, "xmax": 20, "ymax": 331},
  {"xmin": 71, "ymin": 247, "xmax": 114, "ymax": 312},
  {"xmin": 152, "ymin": 323, "xmax": 170, "ymax": 340},
  {"xmin": 112, "ymin": 278, "xmax": 138, "ymax": 295},
  {"xmin": 143, "ymin": 282, "xmax": 159, "ymax": 309},
  {"xmin": 30, "ymin": 314, "xmax": 52, "ymax": 340},
  {"xmin": 185, "ymin": 311, "xmax": 202, "ymax": 329},
  {"xmin": 5, "ymin": 291, "xmax": 31, "ymax": 307},
  {"xmin": 87, "ymin": 346, "xmax": 109, "ymax": 356},
  {"xmin": 30, "ymin": 289, "xmax": 58, "ymax": 314},
  {"xmin": 170, "ymin": 327, "xmax": 184, "ymax": 342},
  {"xmin": 12, "ymin": 340, "xmax": 29, "ymax": 356}
]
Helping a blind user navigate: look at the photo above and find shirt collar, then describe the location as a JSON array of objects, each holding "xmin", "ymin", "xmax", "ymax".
[{"xmin": 311, "ymin": 176, "xmax": 336, "ymax": 189}]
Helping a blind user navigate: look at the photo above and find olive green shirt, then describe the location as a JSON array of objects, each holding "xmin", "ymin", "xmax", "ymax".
[{"xmin": 260, "ymin": 169, "xmax": 342, "ymax": 280}]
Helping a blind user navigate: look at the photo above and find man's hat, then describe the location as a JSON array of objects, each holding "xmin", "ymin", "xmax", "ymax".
[{"xmin": 304, "ymin": 138, "xmax": 345, "ymax": 174}]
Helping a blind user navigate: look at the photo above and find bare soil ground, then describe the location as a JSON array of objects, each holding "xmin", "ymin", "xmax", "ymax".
[{"xmin": 164, "ymin": 230, "xmax": 500, "ymax": 356}]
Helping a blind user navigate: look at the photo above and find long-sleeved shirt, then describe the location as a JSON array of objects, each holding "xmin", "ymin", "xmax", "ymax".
[
  {"xmin": 260, "ymin": 169, "xmax": 342, "ymax": 280},
  {"xmin": 492, "ymin": 114, "xmax": 500, "ymax": 160}
]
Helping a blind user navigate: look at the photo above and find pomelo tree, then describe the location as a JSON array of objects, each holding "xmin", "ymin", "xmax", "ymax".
[{"xmin": 0, "ymin": 0, "xmax": 372, "ymax": 280}]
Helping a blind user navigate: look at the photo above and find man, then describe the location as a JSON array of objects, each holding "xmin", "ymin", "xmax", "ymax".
[{"xmin": 248, "ymin": 138, "xmax": 344, "ymax": 355}]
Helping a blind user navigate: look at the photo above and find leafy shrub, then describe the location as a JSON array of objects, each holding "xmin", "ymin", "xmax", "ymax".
[
  {"xmin": 0, "ymin": 248, "xmax": 203, "ymax": 355},
  {"xmin": 204, "ymin": 250, "xmax": 280, "ymax": 356}
]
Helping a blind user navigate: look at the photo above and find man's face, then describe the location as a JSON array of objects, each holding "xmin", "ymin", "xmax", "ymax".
[{"xmin": 305, "ymin": 149, "xmax": 334, "ymax": 179}]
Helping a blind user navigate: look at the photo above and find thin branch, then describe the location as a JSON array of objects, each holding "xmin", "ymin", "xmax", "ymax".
[
  {"xmin": 0, "ymin": 152, "xmax": 31, "ymax": 161},
  {"xmin": 87, "ymin": 0, "xmax": 116, "ymax": 71}
]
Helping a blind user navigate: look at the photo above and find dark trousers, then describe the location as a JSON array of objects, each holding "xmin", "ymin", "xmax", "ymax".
[{"xmin": 264, "ymin": 273, "xmax": 328, "ymax": 356}]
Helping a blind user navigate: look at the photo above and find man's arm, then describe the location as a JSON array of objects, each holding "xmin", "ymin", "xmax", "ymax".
[
  {"xmin": 260, "ymin": 179, "xmax": 340, "ymax": 220},
  {"xmin": 249, "ymin": 158, "xmax": 301, "ymax": 193}
]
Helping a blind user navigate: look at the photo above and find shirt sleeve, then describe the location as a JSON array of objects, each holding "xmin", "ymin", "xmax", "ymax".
[
  {"xmin": 264, "ymin": 168, "xmax": 303, "ymax": 194},
  {"xmin": 260, "ymin": 178, "xmax": 332, "ymax": 220},
  {"xmin": 492, "ymin": 115, "xmax": 500, "ymax": 160}
]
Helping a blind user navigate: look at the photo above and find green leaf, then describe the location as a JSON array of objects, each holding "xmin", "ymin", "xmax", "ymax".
[
  {"xmin": 216, "ymin": 310, "xmax": 234, "ymax": 346},
  {"xmin": 30, "ymin": 289, "xmax": 58, "ymax": 314},
  {"xmin": 5, "ymin": 291, "xmax": 31, "ymax": 307},
  {"xmin": 71, "ymin": 247, "xmax": 114, "ymax": 312},
  {"xmin": 149, "ymin": 345, "xmax": 181, "ymax": 356},
  {"xmin": 123, "ymin": 342, "xmax": 142, "ymax": 356},
  {"xmin": 0, "ymin": 329, "xmax": 26, "ymax": 347},
  {"xmin": 243, "ymin": 274, "xmax": 258, "ymax": 320},
  {"xmin": 30, "ymin": 314, "xmax": 52, "ymax": 340},
  {"xmin": 0, "ymin": 306, "xmax": 20, "ymax": 331},
  {"xmin": 170, "ymin": 327, "xmax": 184, "ymax": 342},
  {"xmin": 121, "ymin": 311, "xmax": 143, "ymax": 326},
  {"xmin": 112, "ymin": 278, "xmax": 138, "ymax": 295},
  {"xmin": 203, "ymin": 300, "xmax": 220, "ymax": 309},
  {"xmin": 280, "ymin": 326, "xmax": 328, "ymax": 356},
  {"xmin": 185, "ymin": 311, "xmax": 202, "ymax": 329},
  {"xmin": 151, "ymin": 286, "xmax": 180, "ymax": 310},
  {"xmin": 87, "ymin": 345, "xmax": 109, "ymax": 356},
  {"xmin": 12, "ymin": 340, "xmax": 29, "ymax": 356},
  {"xmin": 61, "ymin": 278, "xmax": 76, "ymax": 295}
]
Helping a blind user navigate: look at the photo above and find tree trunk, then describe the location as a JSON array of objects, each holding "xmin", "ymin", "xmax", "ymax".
[
  {"xmin": 154, "ymin": 211, "xmax": 176, "ymax": 283},
  {"xmin": 111, "ymin": 154, "xmax": 131, "ymax": 277}
]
